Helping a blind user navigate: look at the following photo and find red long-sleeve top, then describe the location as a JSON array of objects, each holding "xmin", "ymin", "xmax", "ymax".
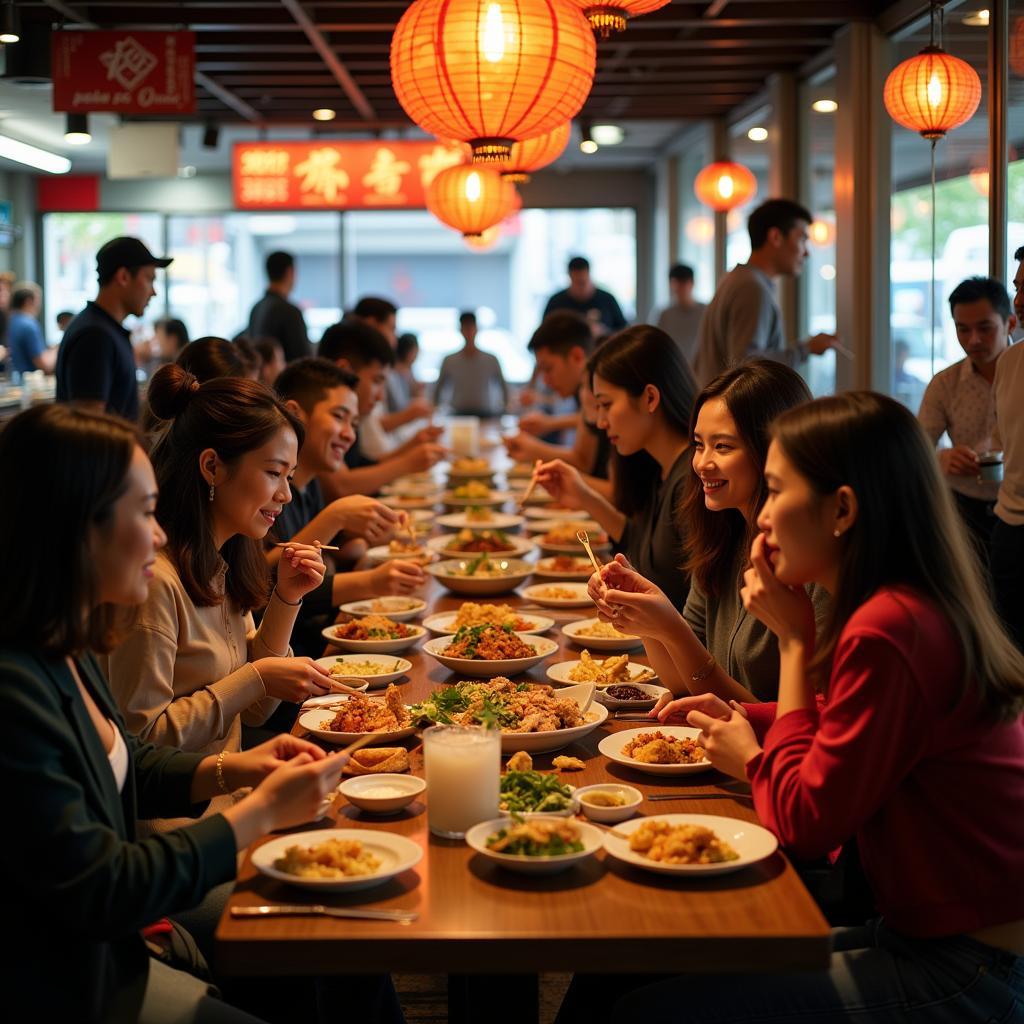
[{"xmin": 743, "ymin": 585, "xmax": 1024, "ymax": 938}]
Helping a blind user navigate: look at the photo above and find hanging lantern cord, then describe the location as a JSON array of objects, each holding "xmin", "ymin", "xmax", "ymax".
[{"xmin": 930, "ymin": 136, "xmax": 937, "ymax": 379}]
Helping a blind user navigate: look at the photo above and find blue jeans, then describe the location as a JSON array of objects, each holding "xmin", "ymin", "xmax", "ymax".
[{"xmin": 611, "ymin": 920, "xmax": 1024, "ymax": 1023}]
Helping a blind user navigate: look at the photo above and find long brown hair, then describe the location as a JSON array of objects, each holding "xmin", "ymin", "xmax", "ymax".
[
  {"xmin": 147, "ymin": 364, "xmax": 303, "ymax": 610},
  {"xmin": 0, "ymin": 404, "xmax": 140, "ymax": 656},
  {"xmin": 681, "ymin": 361, "xmax": 811, "ymax": 597},
  {"xmin": 772, "ymin": 392, "xmax": 1024, "ymax": 722}
]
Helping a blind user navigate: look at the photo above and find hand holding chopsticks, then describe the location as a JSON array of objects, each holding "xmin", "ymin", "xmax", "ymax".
[
  {"xmin": 517, "ymin": 458, "xmax": 543, "ymax": 509},
  {"xmin": 576, "ymin": 529, "xmax": 604, "ymax": 576},
  {"xmin": 275, "ymin": 541, "xmax": 340, "ymax": 552}
]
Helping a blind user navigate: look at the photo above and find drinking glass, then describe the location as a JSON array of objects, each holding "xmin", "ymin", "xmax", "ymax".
[{"xmin": 422, "ymin": 724, "xmax": 500, "ymax": 838}]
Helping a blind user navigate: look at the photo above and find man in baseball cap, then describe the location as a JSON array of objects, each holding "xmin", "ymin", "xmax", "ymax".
[{"xmin": 56, "ymin": 236, "xmax": 173, "ymax": 421}]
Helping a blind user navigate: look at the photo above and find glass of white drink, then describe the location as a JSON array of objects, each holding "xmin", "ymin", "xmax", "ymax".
[{"xmin": 422, "ymin": 723, "xmax": 500, "ymax": 839}]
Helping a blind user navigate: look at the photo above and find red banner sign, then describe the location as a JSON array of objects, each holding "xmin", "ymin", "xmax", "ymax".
[
  {"xmin": 51, "ymin": 31, "xmax": 195, "ymax": 114},
  {"xmin": 233, "ymin": 141, "xmax": 468, "ymax": 210}
]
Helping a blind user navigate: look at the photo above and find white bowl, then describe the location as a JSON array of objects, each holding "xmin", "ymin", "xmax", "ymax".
[
  {"xmin": 380, "ymin": 479, "xmax": 441, "ymax": 497},
  {"xmin": 465, "ymin": 815, "xmax": 604, "ymax": 875},
  {"xmin": 364, "ymin": 544, "xmax": 435, "ymax": 565},
  {"xmin": 598, "ymin": 726, "xmax": 713, "ymax": 776},
  {"xmin": 422, "ymin": 634, "xmax": 559, "ymax": 678},
  {"xmin": 252, "ymin": 828, "xmax": 423, "ymax": 891},
  {"xmin": 437, "ymin": 511, "xmax": 525, "ymax": 532},
  {"xmin": 422, "ymin": 610, "xmax": 555, "ymax": 636},
  {"xmin": 442, "ymin": 490, "xmax": 515, "ymax": 509},
  {"xmin": 519, "ymin": 582, "xmax": 595, "ymax": 608},
  {"xmin": 314, "ymin": 654, "xmax": 411, "ymax": 689},
  {"xmin": 573, "ymin": 784, "xmax": 644, "ymax": 824},
  {"xmin": 562, "ymin": 617, "xmax": 644, "ymax": 652},
  {"xmin": 601, "ymin": 814, "xmax": 779, "ymax": 877},
  {"xmin": 380, "ymin": 494, "xmax": 442, "ymax": 510},
  {"xmin": 426, "ymin": 534, "xmax": 535, "ymax": 559},
  {"xmin": 321, "ymin": 623, "xmax": 426, "ymax": 654},
  {"xmin": 426, "ymin": 557, "xmax": 534, "ymax": 596},
  {"xmin": 546, "ymin": 659, "xmax": 659, "ymax": 687},
  {"xmin": 594, "ymin": 681, "xmax": 670, "ymax": 711},
  {"xmin": 339, "ymin": 774, "xmax": 426, "ymax": 814},
  {"xmin": 499, "ymin": 700, "xmax": 608, "ymax": 754},
  {"xmin": 337, "ymin": 597, "xmax": 427, "ymax": 623},
  {"xmin": 298, "ymin": 704, "xmax": 417, "ymax": 745},
  {"xmin": 532, "ymin": 556, "xmax": 595, "ymax": 581}
]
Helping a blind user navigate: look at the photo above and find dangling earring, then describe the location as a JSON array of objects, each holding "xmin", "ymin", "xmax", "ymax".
[{"xmin": 209, "ymin": 484, "xmax": 215, "ymax": 503}]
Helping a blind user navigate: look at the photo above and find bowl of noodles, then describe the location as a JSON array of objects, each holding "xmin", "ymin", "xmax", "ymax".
[
  {"xmin": 425, "ymin": 556, "xmax": 533, "ymax": 596},
  {"xmin": 422, "ymin": 627, "xmax": 560, "ymax": 677}
]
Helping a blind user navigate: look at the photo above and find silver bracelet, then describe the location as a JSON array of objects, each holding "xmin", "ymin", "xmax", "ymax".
[{"xmin": 691, "ymin": 652, "xmax": 717, "ymax": 682}]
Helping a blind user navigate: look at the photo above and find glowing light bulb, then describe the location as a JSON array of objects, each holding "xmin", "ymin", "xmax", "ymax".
[
  {"xmin": 465, "ymin": 171, "xmax": 482, "ymax": 202},
  {"xmin": 718, "ymin": 174, "xmax": 734, "ymax": 200},
  {"xmin": 482, "ymin": 4, "xmax": 505, "ymax": 63},
  {"xmin": 927, "ymin": 73, "xmax": 943, "ymax": 107}
]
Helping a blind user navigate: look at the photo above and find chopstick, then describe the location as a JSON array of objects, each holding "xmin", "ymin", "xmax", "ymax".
[
  {"xmin": 338, "ymin": 733, "xmax": 382, "ymax": 758},
  {"xmin": 275, "ymin": 542, "xmax": 341, "ymax": 552},
  {"xmin": 576, "ymin": 529, "xmax": 603, "ymax": 575},
  {"xmin": 517, "ymin": 459, "xmax": 543, "ymax": 509}
]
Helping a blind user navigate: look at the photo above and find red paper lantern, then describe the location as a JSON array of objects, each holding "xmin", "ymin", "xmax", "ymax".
[
  {"xmin": 391, "ymin": 0, "xmax": 596, "ymax": 163},
  {"xmin": 500, "ymin": 122, "xmax": 571, "ymax": 182},
  {"xmin": 426, "ymin": 164, "xmax": 519, "ymax": 237},
  {"xmin": 883, "ymin": 46, "xmax": 981, "ymax": 140},
  {"xmin": 693, "ymin": 161, "xmax": 757, "ymax": 213},
  {"xmin": 570, "ymin": 0, "xmax": 670, "ymax": 38}
]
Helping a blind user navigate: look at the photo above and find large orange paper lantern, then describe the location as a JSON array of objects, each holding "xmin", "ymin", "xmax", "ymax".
[
  {"xmin": 570, "ymin": 0, "xmax": 670, "ymax": 38},
  {"xmin": 426, "ymin": 164, "xmax": 519, "ymax": 237},
  {"xmin": 500, "ymin": 122, "xmax": 571, "ymax": 182},
  {"xmin": 883, "ymin": 46, "xmax": 981, "ymax": 140},
  {"xmin": 694, "ymin": 161, "xmax": 757, "ymax": 213},
  {"xmin": 391, "ymin": 0, "xmax": 596, "ymax": 162}
]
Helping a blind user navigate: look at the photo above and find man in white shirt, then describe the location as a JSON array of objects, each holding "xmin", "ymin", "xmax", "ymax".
[
  {"xmin": 918, "ymin": 276, "xmax": 1014, "ymax": 560},
  {"xmin": 991, "ymin": 249, "xmax": 1024, "ymax": 648}
]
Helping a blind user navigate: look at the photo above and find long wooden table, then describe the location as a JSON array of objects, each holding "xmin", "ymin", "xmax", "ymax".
[{"xmin": 216, "ymin": 537, "xmax": 832, "ymax": 981}]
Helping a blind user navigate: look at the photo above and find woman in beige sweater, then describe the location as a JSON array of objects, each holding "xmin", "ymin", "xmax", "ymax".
[{"xmin": 106, "ymin": 365, "xmax": 339, "ymax": 822}]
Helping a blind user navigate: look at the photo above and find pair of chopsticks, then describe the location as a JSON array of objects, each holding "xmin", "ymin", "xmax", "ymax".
[
  {"xmin": 576, "ymin": 529, "xmax": 603, "ymax": 576},
  {"xmin": 275, "ymin": 542, "xmax": 341, "ymax": 552}
]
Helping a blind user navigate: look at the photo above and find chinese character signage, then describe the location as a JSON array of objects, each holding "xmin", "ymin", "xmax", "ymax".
[
  {"xmin": 52, "ymin": 31, "xmax": 195, "ymax": 114},
  {"xmin": 233, "ymin": 141, "xmax": 466, "ymax": 210}
]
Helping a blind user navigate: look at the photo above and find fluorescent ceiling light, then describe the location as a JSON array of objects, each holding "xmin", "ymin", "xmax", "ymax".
[
  {"xmin": 0, "ymin": 134, "xmax": 70, "ymax": 173},
  {"xmin": 962, "ymin": 9, "xmax": 989, "ymax": 26},
  {"xmin": 747, "ymin": 126, "xmax": 768, "ymax": 142},
  {"xmin": 591, "ymin": 124, "xmax": 624, "ymax": 146},
  {"xmin": 812, "ymin": 99, "xmax": 838, "ymax": 113}
]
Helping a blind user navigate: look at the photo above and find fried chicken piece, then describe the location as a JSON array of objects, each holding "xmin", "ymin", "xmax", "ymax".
[
  {"xmin": 506, "ymin": 750, "xmax": 533, "ymax": 772},
  {"xmin": 344, "ymin": 747, "xmax": 410, "ymax": 775},
  {"xmin": 384, "ymin": 683, "xmax": 409, "ymax": 726},
  {"xmin": 552, "ymin": 755, "xmax": 585, "ymax": 771}
]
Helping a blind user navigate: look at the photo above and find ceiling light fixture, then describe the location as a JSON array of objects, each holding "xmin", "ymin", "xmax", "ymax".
[
  {"xmin": 64, "ymin": 113, "xmax": 91, "ymax": 145},
  {"xmin": 0, "ymin": 1, "xmax": 21, "ymax": 44},
  {"xmin": 591, "ymin": 124, "xmax": 624, "ymax": 146},
  {"xmin": 0, "ymin": 134, "xmax": 70, "ymax": 173},
  {"xmin": 962, "ymin": 9, "xmax": 989, "ymax": 26},
  {"xmin": 812, "ymin": 99, "xmax": 838, "ymax": 113},
  {"xmin": 312, "ymin": 108, "xmax": 337, "ymax": 121},
  {"xmin": 747, "ymin": 126, "xmax": 768, "ymax": 142},
  {"xmin": 579, "ymin": 124, "xmax": 598, "ymax": 154}
]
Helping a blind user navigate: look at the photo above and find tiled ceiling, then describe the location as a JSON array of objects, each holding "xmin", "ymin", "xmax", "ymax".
[{"xmin": 15, "ymin": 0, "xmax": 899, "ymax": 127}]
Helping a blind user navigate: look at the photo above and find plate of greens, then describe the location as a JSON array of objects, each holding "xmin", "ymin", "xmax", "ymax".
[
  {"xmin": 499, "ymin": 770, "xmax": 575, "ymax": 815},
  {"xmin": 465, "ymin": 814, "xmax": 603, "ymax": 875}
]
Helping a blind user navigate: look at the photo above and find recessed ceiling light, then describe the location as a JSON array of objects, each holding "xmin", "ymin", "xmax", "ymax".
[
  {"xmin": 812, "ymin": 99, "xmax": 838, "ymax": 114},
  {"xmin": 0, "ymin": 0, "xmax": 20, "ymax": 44},
  {"xmin": 312, "ymin": 108, "xmax": 336, "ymax": 121},
  {"xmin": 580, "ymin": 139, "xmax": 598, "ymax": 154},
  {"xmin": 962, "ymin": 9, "xmax": 990, "ymax": 26},
  {"xmin": 591, "ymin": 124, "xmax": 624, "ymax": 146},
  {"xmin": 747, "ymin": 126, "xmax": 768, "ymax": 142}
]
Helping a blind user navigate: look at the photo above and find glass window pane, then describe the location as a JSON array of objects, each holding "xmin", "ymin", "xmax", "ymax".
[
  {"xmin": 677, "ymin": 126, "xmax": 716, "ymax": 304},
  {"xmin": 727, "ymin": 110, "xmax": 772, "ymax": 268},
  {"xmin": 1006, "ymin": 6, "xmax": 1024, "ymax": 282}
]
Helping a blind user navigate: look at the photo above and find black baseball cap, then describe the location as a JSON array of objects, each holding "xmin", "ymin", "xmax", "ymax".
[{"xmin": 96, "ymin": 236, "xmax": 172, "ymax": 279}]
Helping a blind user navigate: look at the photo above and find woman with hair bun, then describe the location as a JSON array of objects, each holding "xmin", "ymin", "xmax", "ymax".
[{"xmin": 105, "ymin": 364, "xmax": 340, "ymax": 831}]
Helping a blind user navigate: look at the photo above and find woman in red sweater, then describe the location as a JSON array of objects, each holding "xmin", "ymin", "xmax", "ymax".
[{"xmin": 614, "ymin": 392, "xmax": 1024, "ymax": 1022}]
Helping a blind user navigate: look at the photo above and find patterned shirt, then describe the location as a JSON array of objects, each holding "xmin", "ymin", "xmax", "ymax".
[{"xmin": 917, "ymin": 355, "xmax": 998, "ymax": 501}]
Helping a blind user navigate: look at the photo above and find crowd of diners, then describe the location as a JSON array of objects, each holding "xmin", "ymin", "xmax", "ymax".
[{"xmin": 1, "ymin": 198, "xmax": 1023, "ymax": 1023}]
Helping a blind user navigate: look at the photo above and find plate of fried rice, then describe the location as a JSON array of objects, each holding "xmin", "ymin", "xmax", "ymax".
[{"xmin": 422, "ymin": 627, "xmax": 559, "ymax": 677}]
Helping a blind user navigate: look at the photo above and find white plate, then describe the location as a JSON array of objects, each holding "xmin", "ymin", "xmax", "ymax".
[
  {"xmin": 594, "ymin": 681, "xmax": 670, "ymax": 711},
  {"xmin": 522, "ymin": 506, "xmax": 589, "ymax": 520},
  {"xmin": 499, "ymin": 699, "xmax": 607, "ymax": 754},
  {"xmin": 519, "ymin": 582, "xmax": 595, "ymax": 608},
  {"xmin": 426, "ymin": 557, "xmax": 534, "ymax": 596},
  {"xmin": 314, "ymin": 654, "xmax": 412, "ymax": 688},
  {"xmin": 298, "ymin": 703, "xmax": 417, "ymax": 745},
  {"xmin": 321, "ymin": 623, "xmax": 426, "ymax": 654},
  {"xmin": 442, "ymin": 490, "xmax": 515, "ymax": 509},
  {"xmin": 465, "ymin": 815, "xmax": 604, "ymax": 875},
  {"xmin": 426, "ymin": 534, "xmax": 535, "ymax": 559},
  {"xmin": 532, "ymin": 557, "xmax": 595, "ymax": 580},
  {"xmin": 422, "ymin": 610, "xmax": 555, "ymax": 636},
  {"xmin": 380, "ymin": 494, "xmax": 442, "ymax": 510},
  {"xmin": 337, "ymin": 597, "xmax": 427, "ymax": 622},
  {"xmin": 339, "ymin": 774, "xmax": 426, "ymax": 814},
  {"xmin": 437, "ymin": 511, "xmax": 525, "ymax": 531},
  {"xmin": 562, "ymin": 617, "xmax": 644, "ymax": 651},
  {"xmin": 422, "ymin": 634, "xmax": 559, "ymax": 678},
  {"xmin": 251, "ymin": 828, "xmax": 423, "ymax": 891},
  {"xmin": 380, "ymin": 480, "xmax": 442, "ymax": 497},
  {"xmin": 602, "ymin": 814, "xmax": 779, "ymax": 877},
  {"xmin": 547, "ymin": 659, "xmax": 659, "ymax": 687},
  {"xmin": 364, "ymin": 544, "xmax": 435, "ymax": 565},
  {"xmin": 506, "ymin": 463, "xmax": 536, "ymax": 480},
  {"xmin": 526, "ymin": 517, "xmax": 603, "ymax": 534},
  {"xmin": 598, "ymin": 726, "xmax": 713, "ymax": 775}
]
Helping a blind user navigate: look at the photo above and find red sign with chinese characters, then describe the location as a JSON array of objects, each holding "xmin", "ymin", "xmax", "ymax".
[
  {"xmin": 232, "ymin": 141, "xmax": 467, "ymax": 210},
  {"xmin": 51, "ymin": 31, "xmax": 195, "ymax": 114}
]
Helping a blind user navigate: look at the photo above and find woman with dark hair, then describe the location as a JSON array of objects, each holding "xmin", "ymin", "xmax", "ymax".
[
  {"xmin": 617, "ymin": 392, "xmax": 1024, "ymax": 1022},
  {"xmin": 178, "ymin": 336, "xmax": 252, "ymax": 382},
  {"xmin": 535, "ymin": 325, "xmax": 696, "ymax": 609},
  {"xmin": 0, "ymin": 403, "xmax": 349, "ymax": 1022},
  {"xmin": 588, "ymin": 359, "xmax": 826, "ymax": 704},
  {"xmin": 105, "ymin": 364, "xmax": 339, "ymax": 830}
]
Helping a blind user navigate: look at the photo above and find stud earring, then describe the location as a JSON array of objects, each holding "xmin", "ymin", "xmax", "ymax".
[
  {"xmin": 833, "ymin": 528, "xmax": 841, "ymax": 538},
  {"xmin": 209, "ymin": 484, "xmax": 215, "ymax": 502}
]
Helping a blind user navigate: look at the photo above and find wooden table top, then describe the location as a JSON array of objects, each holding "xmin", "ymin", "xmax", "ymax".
[{"xmin": 216, "ymin": 505, "xmax": 832, "ymax": 977}]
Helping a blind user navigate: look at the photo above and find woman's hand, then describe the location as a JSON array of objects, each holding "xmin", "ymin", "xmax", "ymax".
[
  {"xmin": 253, "ymin": 656, "xmax": 337, "ymax": 703},
  {"xmin": 275, "ymin": 543, "xmax": 326, "ymax": 604},
  {"xmin": 685, "ymin": 707, "xmax": 762, "ymax": 781},
  {"xmin": 331, "ymin": 496, "xmax": 400, "ymax": 545},
  {"xmin": 226, "ymin": 734, "xmax": 326, "ymax": 789},
  {"xmin": 588, "ymin": 554, "xmax": 681, "ymax": 639},
  {"xmin": 740, "ymin": 533, "xmax": 816, "ymax": 649},
  {"xmin": 369, "ymin": 559, "xmax": 426, "ymax": 596},
  {"xmin": 246, "ymin": 751, "xmax": 350, "ymax": 833},
  {"xmin": 535, "ymin": 458, "xmax": 588, "ymax": 507},
  {"xmin": 653, "ymin": 691, "xmax": 741, "ymax": 724},
  {"xmin": 502, "ymin": 432, "xmax": 544, "ymax": 462}
]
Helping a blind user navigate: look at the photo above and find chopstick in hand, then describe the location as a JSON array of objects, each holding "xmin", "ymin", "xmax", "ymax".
[
  {"xmin": 576, "ymin": 529, "xmax": 603, "ymax": 575},
  {"xmin": 275, "ymin": 542, "xmax": 340, "ymax": 552},
  {"xmin": 518, "ymin": 459, "xmax": 543, "ymax": 509}
]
